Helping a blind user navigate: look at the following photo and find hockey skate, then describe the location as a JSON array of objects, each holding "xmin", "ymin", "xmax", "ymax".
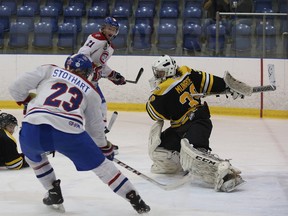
[
  {"xmin": 43, "ymin": 179, "xmax": 65, "ymax": 212},
  {"xmin": 126, "ymin": 190, "xmax": 150, "ymax": 214}
]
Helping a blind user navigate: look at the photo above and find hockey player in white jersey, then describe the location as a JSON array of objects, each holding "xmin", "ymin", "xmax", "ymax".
[
  {"xmin": 9, "ymin": 54, "xmax": 150, "ymax": 214},
  {"xmin": 77, "ymin": 16, "xmax": 126, "ymax": 132}
]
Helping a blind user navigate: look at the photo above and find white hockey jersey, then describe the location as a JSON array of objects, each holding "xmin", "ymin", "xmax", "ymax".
[
  {"xmin": 78, "ymin": 32, "xmax": 114, "ymax": 78},
  {"xmin": 9, "ymin": 64, "xmax": 107, "ymax": 148}
]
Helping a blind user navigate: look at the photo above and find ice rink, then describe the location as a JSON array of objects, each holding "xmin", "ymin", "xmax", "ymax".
[{"xmin": 1, "ymin": 109, "xmax": 288, "ymax": 216}]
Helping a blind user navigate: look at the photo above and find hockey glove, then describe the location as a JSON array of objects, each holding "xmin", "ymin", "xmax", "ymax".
[
  {"xmin": 108, "ymin": 71, "xmax": 126, "ymax": 85},
  {"xmin": 100, "ymin": 140, "xmax": 115, "ymax": 161},
  {"xmin": 20, "ymin": 93, "xmax": 37, "ymax": 115},
  {"xmin": 92, "ymin": 63, "xmax": 102, "ymax": 82}
]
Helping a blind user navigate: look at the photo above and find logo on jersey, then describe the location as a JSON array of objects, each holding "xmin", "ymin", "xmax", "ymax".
[
  {"xmin": 100, "ymin": 51, "xmax": 109, "ymax": 64},
  {"xmin": 69, "ymin": 121, "xmax": 80, "ymax": 129}
]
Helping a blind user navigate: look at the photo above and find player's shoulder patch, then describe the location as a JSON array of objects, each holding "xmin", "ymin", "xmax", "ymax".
[{"xmin": 91, "ymin": 32, "xmax": 106, "ymax": 41}]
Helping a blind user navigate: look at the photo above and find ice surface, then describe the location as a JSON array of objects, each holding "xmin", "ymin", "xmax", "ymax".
[{"xmin": 1, "ymin": 110, "xmax": 288, "ymax": 216}]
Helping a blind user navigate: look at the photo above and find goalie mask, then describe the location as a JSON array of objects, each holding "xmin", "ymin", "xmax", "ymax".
[{"xmin": 149, "ymin": 55, "xmax": 177, "ymax": 90}]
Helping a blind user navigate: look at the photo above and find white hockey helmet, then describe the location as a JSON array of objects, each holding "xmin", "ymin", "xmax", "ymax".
[{"xmin": 152, "ymin": 55, "xmax": 177, "ymax": 80}]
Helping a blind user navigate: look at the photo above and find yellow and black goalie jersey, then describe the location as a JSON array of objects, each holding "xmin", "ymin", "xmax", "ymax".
[
  {"xmin": 0, "ymin": 129, "xmax": 25, "ymax": 170},
  {"xmin": 146, "ymin": 66, "xmax": 226, "ymax": 128}
]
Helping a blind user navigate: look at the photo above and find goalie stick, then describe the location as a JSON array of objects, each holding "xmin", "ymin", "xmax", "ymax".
[
  {"xmin": 126, "ymin": 68, "xmax": 144, "ymax": 84},
  {"xmin": 191, "ymin": 64, "xmax": 276, "ymax": 97},
  {"xmin": 114, "ymin": 158, "xmax": 193, "ymax": 191}
]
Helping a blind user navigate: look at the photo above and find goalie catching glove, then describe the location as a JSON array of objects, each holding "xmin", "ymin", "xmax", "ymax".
[
  {"xmin": 108, "ymin": 71, "xmax": 126, "ymax": 85},
  {"xmin": 224, "ymin": 71, "xmax": 253, "ymax": 99},
  {"xmin": 100, "ymin": 140, "xmax": 115, "ymax": 161}
]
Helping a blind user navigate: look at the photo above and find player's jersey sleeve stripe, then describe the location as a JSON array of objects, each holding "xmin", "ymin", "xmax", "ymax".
[
  {"xmin": 146, "ymin": 102, "xmax": 166, "ymax": 121},
  {"xmin": 207, "ymin": 74, "xmax": 214, "ymax": 93},
  {"xmin": 200, "ymin": 72, "xmax": 206, "ymax": 92}
]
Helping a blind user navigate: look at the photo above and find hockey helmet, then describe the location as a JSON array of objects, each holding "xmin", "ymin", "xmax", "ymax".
[
  {"xmin": 65, "ymin": 54, "xmax": 93, "ymax": 78},
  {"xmin": 152, "ymin": 55, "xmax": 177, "ymax": 80},
  {"xmin": 0, "ymin": 112, "xmax": 18, "ymax": 129},
  {"xmin": 101, "ymin": 17, "xmax": 119, "ymax": 40}
]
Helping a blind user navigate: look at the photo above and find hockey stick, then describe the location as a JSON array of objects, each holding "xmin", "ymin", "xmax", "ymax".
[
  {"xmin": 126, "ymin": 68, "xmax": 144, "ymax": 84},
  {"xmin": 191, "ymin": 64, "xmax": 276, "ymax": 97},
  {"xmin": 114, "ymin": 158, "xmax": 193, "ymax": 191},
  {"xmin": 105, "ymin": 111, "xmax": 118, "ymax": 134}
]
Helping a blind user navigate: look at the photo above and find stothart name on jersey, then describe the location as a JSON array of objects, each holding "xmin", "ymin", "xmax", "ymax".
[
  {"xmin": 52, "ymin": 69, "xmax": 91, "ymax": 93},
  {"xmin": 175, "ymin": 76, "xmax": 192, "ymax": 94}
]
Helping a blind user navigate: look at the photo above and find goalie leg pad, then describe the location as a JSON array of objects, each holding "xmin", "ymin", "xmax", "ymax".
[
  {"xmin": 148, "ymin": 120, "xmax": 164, "ymax": 159},
  {"xmin": 180, "ymin": 139, "xmax": 244, "ymax": 192},
  {"xmin": 150, "ymin": 147, "xmax": 182, "ymax": 174}
]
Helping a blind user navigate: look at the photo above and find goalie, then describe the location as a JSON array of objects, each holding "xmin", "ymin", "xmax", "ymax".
[{"xmin": 146, "ymin": 55, "xmax": 251, "ymax": 192}]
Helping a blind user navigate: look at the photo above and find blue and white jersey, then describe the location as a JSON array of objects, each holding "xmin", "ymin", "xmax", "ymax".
[{"xmin": 9, "ymin": 64, "xmax": 107, "ymax": 148}]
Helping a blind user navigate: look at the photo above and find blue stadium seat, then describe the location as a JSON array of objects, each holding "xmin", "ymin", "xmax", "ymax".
[
  {"xmin": 138, "ymin": 0, "xmax": 156, "ymax": 15},
  {"xmin": 0, "ymin": 5, "xmax": 12, "ymax": 32},
  {"xmin": 82, "ymin": 22, "xmax": 101, "ymax": 44},
  {"xmin": 40, "ymin": 5, "xmax": 59, "ymax": 32},
  {"xmin": 206, "ymin": 24, "xmax": 226, "ymax": 53},
  {"xmin": 256, "ymin": 23, "xmax": 277, "ymax": 53},
  {"xmin": 16, "ymin": 5, "xmax": 36, "ymax": 31},
  {"xmin": 182, "ymin": 23, "xmax": 202, "ymax": 52},
  {"xmin": 278, "ymin": 0, "xmax": 287, "ymax": 12},
  {"xmin": 33, "ymin": 22, "xmax": 53, "ymax": 48},
  {"xmin": 63, "ymin": 6, "xmax": 83, "ymax": 32},
  {"xmin": 159, "ymin": 4, "xmax": 178, "ymax": 19},
  {"xmin": 157, "ymin": 23, "xmax": 177, "ymax": 50},
  {"xmin": 46, "ymin": 0, "xmax": 63, "ymax": 15},
  {"xmin": 91, "ymin": 0, "xmax": 109, "ymax": 11},
  {"xmin": 1, "ymin": 0, "xmax": 17, "ymax": 15},
  {"xmin": 114, "ymin": 0, "xmax": 132, "ymax": 16},
  {"xmin": 111, "ymin": 5, "xmax": 130, "ymax": 18},
  {"xmin": 135, "ymin": 6, "xmax": 154, "ymax": 26},
  {"xmin": 183, "ymin": 6, "xmax": 202, "ymax": 25},
  {"xmin": 57, "ymin": 23, "xmax": 78, "ymax": 50},
  {"xmin": 161, "ymin": 0, "xmax": 179, "ymax": 10},
  {"xmin": 231, "ymin": 23, "xmax": 252, "ymax": 52},
  {"xmin": 69, "ymin": 0, "xmax": 86, "ymax": 15},
  {"xmin": 112, "ymin": 23, "xmax": 128, "ymax": 50},
  {"xmin": 22, "ymin": 0, "xmax": 41, "ymax": 15},
  {"xmin": 184, "ymin": 0, "xmax": 203, "ymax": 8},
  {"xmin": 87, "ymin": 5, "xmax": 108, "ymax": 24},
  {"xmin": 0, "ymin": 23, "xmax": 4, "ymax": 48},
  {"xmin": 254, "ymin": 0, "xmax": 273, "ymax": 12},
  {"xmin": 9, "ymin": 22, "xmax": 30, "ymax": 48},
  {"xmin": 132, "ymin": 23, "xmax": 152, "ymax": 50}
]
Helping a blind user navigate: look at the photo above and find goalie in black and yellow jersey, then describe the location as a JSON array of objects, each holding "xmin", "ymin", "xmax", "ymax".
[
  {"xmin": 0, "ymin": 112, "xmax": 29, "ymax": 170},
  {"xmin": 146, "ymin": 55, "xmax": 253, "ymax": 192}
]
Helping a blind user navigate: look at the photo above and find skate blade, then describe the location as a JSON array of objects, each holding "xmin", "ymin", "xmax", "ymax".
[{"xmin": 48, "ymin": 203, "xmax": 65, "ymax": 213}]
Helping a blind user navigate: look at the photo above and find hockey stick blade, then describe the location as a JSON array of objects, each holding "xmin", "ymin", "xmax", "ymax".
[
  {"xmin": 126, "ymin": 68, "xmax": 144, "ymax": 84},
  {"xmin": 105, "ymin": 111, "xmax": 118, "ymax": 133},
  {"xmin": 114, "ymin": 158, "xmax": 193, "ymax": 190}
]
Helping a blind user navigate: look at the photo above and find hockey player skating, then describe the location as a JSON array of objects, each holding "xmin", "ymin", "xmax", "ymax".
[
  {"xmin": 9, "ymin": 54, "xmax": 150, "ymax": 214},
  {"xmin": 77, "ymin": 16, "xmax": 126, "ymax": 131},
  {"xmin": 0, "ymin": 112, "xmax": 29, "ymax": 170},
  {"xmin": 146, "ymin": 55, "xmax": 251, "ymax": 192},
  {"xmin": 77, "ymin": 16, "xmax": 125, "ymax": 153}
]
